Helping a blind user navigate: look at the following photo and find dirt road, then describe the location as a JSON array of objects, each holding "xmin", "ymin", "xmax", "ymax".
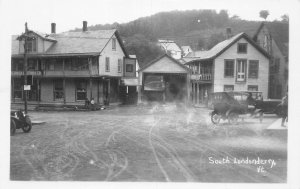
[{"xmin": 10, "ymin": 104, "xmax": 287, "ymax": 182}]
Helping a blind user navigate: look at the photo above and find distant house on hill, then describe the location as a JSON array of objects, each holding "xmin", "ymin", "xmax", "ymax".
[
  {"xmin": 158, "ymin": 39, "xmax": 182, "ymax": 59},
  {"xmin": 11, "ymin": 21, "xmax": 140, "ymax": 106},
  {"xmin": 253, "ymin": 21, "xmax": 289, "ymax": 99},
  {"xmin": 181, "ymin": 46, "xmax": 193, "ymax": 57}
]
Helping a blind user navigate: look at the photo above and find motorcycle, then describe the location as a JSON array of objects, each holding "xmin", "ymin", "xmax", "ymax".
[{"xmin": 10, "ymin": 110, "xmax": 32, "ymax": 136}]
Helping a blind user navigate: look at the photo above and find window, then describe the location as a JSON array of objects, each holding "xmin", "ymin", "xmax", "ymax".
[
  {"xmin": 76, "ymin": 80, "xmax": 87, "ymax": 101},
  {"xmin": 53, "ymin": 80, "xmax": 64, "ymax": 101},
  {"xmin": 11, "ymin": 59, "xmax": 24, "ymax": 71},
  {"xmin": 28, "ymin": 59, "xmax": 37, "ymax": 71},
  {"xmin": 236, "ymin": 59, "xmax": 247, "ymax": 82},
  {"xmin": 118, "ymin": 59, "xmax": 122, "ymax": 73},
  {"xmin": 224, "ymin": 85, "xmax": 234, "ymax": 91},
  {"xmin": 26, "ymin": 38, "xmax": 37, "ymax": 53},
  {"xmin": 71, "ymin": 58, "xmax": 88, "ymax": 71},
  {"xmin": 274, "ymin": 58, "xmax": 280, "ymax": 73},
  {"xmin": 248, "ymin": 85, "xmax": 258, "ymax": 91},
  {"xmin": 64, "ymin": 59, "xmax": 72, "ymax": 70},
  {"xmin": 13, "ymin": 78, "xmax": 23, "ymax": 99},
  {"xmin": 46, "ymin": 59, "xmax": 55, "ymax": 71},
  {"xmin": 248, "ymin": 60, "xmax": 259, "ymax": 78},
  {"xmin": 126, "ymin": 64, "xmax": 133, "ymax": 72},
  {"xmin": 224, "ymin": 59, "xmax": 234, "ymax": 77},
  {"xmin": 112, "ymin": 38, "xmax": 116, "ymax": 50},
  {"xmin": 237, "ymin": 43, "xmax": 247, "ymax": 53},
  {"xmin": 105, "ymin": 57, "xmax": 110, "ymax": 72},
  {"xmin": 54, "ymin": 59, "xmax": 63, "ymax": 71}
]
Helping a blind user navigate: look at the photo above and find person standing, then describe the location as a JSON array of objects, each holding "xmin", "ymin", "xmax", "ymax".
[
  {"xmin": 90, "ymin": 98, "xmax": 95, "ymax": 111},
  {"xmin": 280, "ymin": 92, "xmax": 288, "ymax": 127}
]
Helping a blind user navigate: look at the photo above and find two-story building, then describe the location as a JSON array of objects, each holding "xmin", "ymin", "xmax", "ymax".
[
  {"xmin": 185, "ymin": 32, "xmax": 270, "ymax": 105},
  {"xmin": 11, "ymin": 22, "xmax": 137, "ymax": 106},
  {"xmin": 253, "ymin": 21, "xmax": 289, "ymax": 99}
]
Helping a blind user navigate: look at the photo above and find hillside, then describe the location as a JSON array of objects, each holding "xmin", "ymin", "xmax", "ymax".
[{"xmin": 72, "ymin": 10, "xmax": 288, "ymax": 67}]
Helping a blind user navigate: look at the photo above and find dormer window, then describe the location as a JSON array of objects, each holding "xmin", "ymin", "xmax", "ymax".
[
  {"xmin": 26, "ymin": 38, "xmax": 37, "ymax": 53},
  {"xmin": 237, "ymin": 43, "xmax": 247, "ymax": 53}
]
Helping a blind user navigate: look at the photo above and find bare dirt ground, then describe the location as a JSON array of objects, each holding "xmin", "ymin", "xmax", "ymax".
[{"xmin": 10, "ymin": 104, "xmax": 287, "ymax": 182}]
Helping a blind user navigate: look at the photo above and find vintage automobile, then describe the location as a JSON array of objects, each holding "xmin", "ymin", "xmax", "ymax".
[
  {"xmin": 238, "ymin": 91, "xmax": 282, "ymax": 116},
  {"xmin": 209, "ymin": 91, "xmax": 264, "ymax": 124},
  {"xmin": 10, "ymin": 110, "xmax": 32, "ymax": 136}
]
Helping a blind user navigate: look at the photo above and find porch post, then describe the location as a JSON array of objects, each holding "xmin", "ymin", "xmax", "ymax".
[
  {"xmin": 97, "ymin": 79, "xmax": 99, "ymax": 103},
  {"xmin": 63, "ymin": 59, "xmax": 66, "ymax": 104},
  {"xmin": 197, "ymin": 83, "xmax": 200, "ymax": 104},
  {"xmin": 107, "ymin": 79, "xmax": 110, "ymax": 104},
  {"xmin": 186, "ymin": 73, "xmax": 190, "ymax": 104},
  {"xmin": 89, "ymin": 77, "xmax": 93, "ymax": 99},
  {"xmin": 37, "ymin": 78, "xmax": 40, "ymax": 107},
  {"xmin": 12, "ymin": 78, "xmax": 15, "ymax": 102},
  {"xmin": 63, "ymin": 78, "xmax": 66, "ymax": 104}
]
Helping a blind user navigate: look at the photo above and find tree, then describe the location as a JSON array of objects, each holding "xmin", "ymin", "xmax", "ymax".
[
  {"xmin": 197, "ymin": 38, "xmax": 206, "ymax": 50},
  {"xmin": 124, "ymin": 34, "xmax": 164, "ymax": 67},
  {"xmin": 281, "ymin": 14, "xmax": 289, "ymax": 22},
  {"xmin": 207, "ymin": 33, "xmax": 225, "ymax": 49},
  {"xmin": 259, "ymin": 10, "xmax": 269, "ymax": 20}
]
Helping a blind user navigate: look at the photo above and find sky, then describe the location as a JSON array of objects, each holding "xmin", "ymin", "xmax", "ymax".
[{"xmin": 0, "ymin": 0, "xmax": 295, "ymax": 35}]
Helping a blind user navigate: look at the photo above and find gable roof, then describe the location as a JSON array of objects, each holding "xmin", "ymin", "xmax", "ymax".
[
  {"xmin": 11, "ymin": 29, "xmax": 128, "ymax": 57},
  {"xmin": 253, "ymin": 21, "xmax": 289, "ymax": 57},
  {"xmin": 158, "ymin": 40, "xmax": 182, "ymax": 52},
  {"xmin": 139, "ymin": 53, "xmax": 190, "ymax": 72},
  {"xmin": 193, "ymin": 32, "xmax": 269, "ymax": 62},
  {"xmin": 181, "ymin": 46, "xmax": 192, "ymax": 52},
  {"xmin": 186, "ymin": 50, "xmax": 208, "ymax": 58}
]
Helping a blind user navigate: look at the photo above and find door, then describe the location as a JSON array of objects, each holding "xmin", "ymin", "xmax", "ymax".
[{"xmin": 236, "ymin": 59, "xmax": 247, "ymax": 82}]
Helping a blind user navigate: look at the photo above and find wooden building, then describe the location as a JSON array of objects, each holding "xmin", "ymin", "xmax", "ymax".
[
  {"xmin": 138, "ymin": 54, "xmax": 190, "ymax": 103},
  {"xmin": 11, "ymin": 22, "xmax": 137, "ymax": 106},
  {"xmin": 253, "ymin": 22, "xmax": 289, "ymax": 98},
  {"xmin": 185, "ymin": 32, "xmax": 270, "ymax": 105}
]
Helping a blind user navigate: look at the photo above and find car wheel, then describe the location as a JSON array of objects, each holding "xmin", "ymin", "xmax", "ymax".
[
  {"xmin": 228, "ymin": 112, "xmax": 239, "ymax": 125},
  {"xmin": 22, "ymin": 116, "xmax": 32, "ymax": 133},
  {"xmin": 211, "ymin": 112, "xmax": 221, "ymax": 124},
  {"xmin": 11, "ymin": 119, "xmax": 16, "ymax": 136}
]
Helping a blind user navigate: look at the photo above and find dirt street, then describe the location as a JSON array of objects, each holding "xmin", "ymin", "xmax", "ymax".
[{"xmin": 10, "ymin": 104, "xmax": 287, "ymax": 182}]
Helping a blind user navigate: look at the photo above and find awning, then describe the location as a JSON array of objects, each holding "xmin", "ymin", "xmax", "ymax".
[{"xmin": 121, "ymin": 78, "xmax": 139, "ymax": 86}]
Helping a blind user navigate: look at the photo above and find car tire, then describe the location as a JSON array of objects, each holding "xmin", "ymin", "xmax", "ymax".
[
  {"xmin": 211, "ymin": 112, "xmax": 221, "ymax": 124},
  {"xmin": 228, "ymin": 112, "xmax": 238, "ymax": 125},
  {"xmin": 11, "ymin": 119, "xmax": 16, "ymax": 136},
  {"xmin": 22, "ymin": 116, "xmax": 32, "ymax": 133}
]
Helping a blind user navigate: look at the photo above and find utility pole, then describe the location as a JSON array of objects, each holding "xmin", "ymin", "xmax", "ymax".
[
  {"xmin": 17, "ymin": 22, "xmax": 35, "ymax": 114},
  {"xmin": 23, "ymin": 23, "xmax": 28, "ymax": 114}
]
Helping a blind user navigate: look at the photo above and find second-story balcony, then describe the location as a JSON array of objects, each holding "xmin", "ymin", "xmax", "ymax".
[
  {"xmin": 11, "ymin": 57, "xmax": 99, "ymax": 78},
  {"xmin": 190, "ymin": 73, "xmax": 212, "ymax": 81}
]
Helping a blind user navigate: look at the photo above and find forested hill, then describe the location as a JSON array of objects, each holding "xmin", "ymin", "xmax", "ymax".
[{"xmin": 72, "ymin": 10, "xmax": 288, "ymax": 67}]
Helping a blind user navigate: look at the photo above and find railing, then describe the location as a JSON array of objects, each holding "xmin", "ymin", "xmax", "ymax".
[
  {"xmin": 11, "ymin": 70, "xmax": 98, "ymax": 77},
  {"xmin": 11, "ymin": 70, "xmax": 42, "ymax": 76},
  {"xmin": 190, "ymin": 73, "xmax": 212, "ymax": 81}
]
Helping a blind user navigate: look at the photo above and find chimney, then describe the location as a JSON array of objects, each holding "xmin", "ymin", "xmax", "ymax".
[
  {"xmin": 51, "ymin": 23, "xmax": 56, "ymax": 34},
  {"xmin": 83, "ymin": 21, "xmax": 87, "ymax": 32},
  {"xmin": 226, "ymin": 27, "xmax": 232, "ymax": 39}
]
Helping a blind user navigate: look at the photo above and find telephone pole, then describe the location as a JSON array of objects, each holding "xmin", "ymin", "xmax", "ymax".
[
  {"xmin": 17, "ymin": 22, "xmax": 30, "ymax": 113},
  {"xmin": 23, "ymin": 23, "xmax": 28, "ymax": 114}
]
